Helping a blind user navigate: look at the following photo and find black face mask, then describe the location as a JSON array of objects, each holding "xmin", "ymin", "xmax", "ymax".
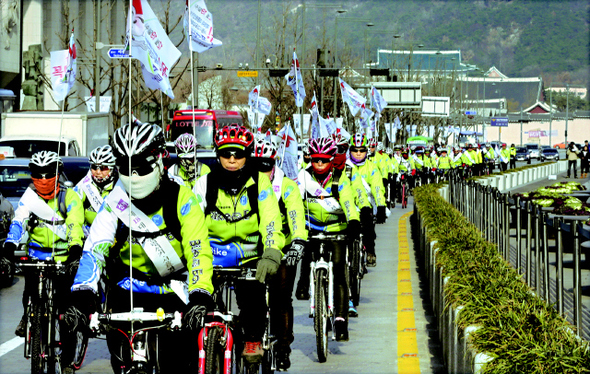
[
  {"xmin": 213, "ymin": 161, "xmax": 252, "ymax": 196},
  {"xmin": 254, "ymin": 158, "xmax": 275, "ymax": 173}
]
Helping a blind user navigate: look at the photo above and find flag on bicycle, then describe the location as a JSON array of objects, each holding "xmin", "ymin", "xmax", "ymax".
[
  {"xmin": 184, "ymin": 0, "xmax": 222, "ymax": 53},
  {"xmin": 277, "ymin": 124, "xmax": 299, "ymax": 182},
  {"xmin": 50, "ymin": 29, "xmax": 77, "ymax": 102},
  {"xmin": 371, "ymin": 86, "xmax": 387, "ymax": 114},
  {"xmin": 125, "ymin": 0, "xmax": 181, "ymax": 99},
  {"xmin": 339, "ymin": 78, "xmax": 366, "ymax": 116},
  {"xmin": 285, "ymin": 50, "xmax": 306, "ymax": 107}
]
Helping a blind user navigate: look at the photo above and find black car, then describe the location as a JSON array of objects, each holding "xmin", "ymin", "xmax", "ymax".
[
  {"xmin": 514, "ymin": 147, "xmax": 530, "ymax": 162},
  {"xmin": 540, "ymin": 148, "xmax": 559, "ymax": 162}
]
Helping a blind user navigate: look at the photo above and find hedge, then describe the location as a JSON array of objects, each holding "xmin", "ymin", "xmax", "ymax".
[{"xmin": 413, "ymin": 183, "xmax": 590, "ymax": 373}]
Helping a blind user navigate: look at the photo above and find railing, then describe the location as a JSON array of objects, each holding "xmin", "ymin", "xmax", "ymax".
[{"xmin": 448, "ymin": 173, "xmax": 590, "ymax": 339}]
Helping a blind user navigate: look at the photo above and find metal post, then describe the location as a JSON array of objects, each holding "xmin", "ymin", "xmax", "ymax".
[
  {"xmin": 549, "ymin": 88, "xmax": 553, "ymax": 146},
  {"xmin": 542, "ymin": 212, "xmax": 550, "ymax": 301},
  {"xmin": 534, "ymin": 206, "xmax": 541, "ymax": 290},
  {"xmin": 565, "ymin": 84, "xmax": 569, "ymax": 145},
  {"xmin": 572, "ymin": 220, "xmax": 581, "ymax": 335},
  {"xmin": 556, "ymin": 216, "xmax": 564, "ymax": 316},
  {"xmin": 525, "ymin": 201, "xmax": 532, "ymax": 285},
  {"xmin": 94, "ymin": 0, "xmax": 101, "ymax": 112},
  {"xmin": 516, "ymin": 200, "xmax": 522, "ymax": 272}
]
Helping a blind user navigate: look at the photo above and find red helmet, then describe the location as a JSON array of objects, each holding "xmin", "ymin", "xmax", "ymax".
[{"xmin": 215, "ymin": 125, "xmax": 254, "ymax": 150}]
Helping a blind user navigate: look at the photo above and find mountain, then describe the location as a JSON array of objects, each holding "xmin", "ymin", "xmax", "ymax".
[{"xmin": 162, "ymin": 0, "xmax": 588, "ymax": 85}]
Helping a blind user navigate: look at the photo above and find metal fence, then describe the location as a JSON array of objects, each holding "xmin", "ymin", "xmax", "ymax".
[{"xmin": 448, "ymin": 174, "xmax": 590, "ymax": 339}]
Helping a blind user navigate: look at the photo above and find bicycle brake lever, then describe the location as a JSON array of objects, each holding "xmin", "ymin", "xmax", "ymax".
[
  {"xmin": 171, "ymin": 311, "xmax": 182, "ymax": 330},
  {"xmin": 88, "ymin": 312, "xmax": 100, "ymax": 333}
]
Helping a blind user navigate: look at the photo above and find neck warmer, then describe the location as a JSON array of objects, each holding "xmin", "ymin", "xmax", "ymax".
[
  {"xmin": 213, "ymin": 162, "xmax": 252, "ymax": 196},
  {"xmin": 350, "ymin": 152, "xmax": 367, "ymax": 166},
  {"xmin": 332, "ymin": 153, "xmax": 347, "ymax": 170},
  {"xmin": 33, "ymin": 176, "xmax": 59, "ymax": 200}
]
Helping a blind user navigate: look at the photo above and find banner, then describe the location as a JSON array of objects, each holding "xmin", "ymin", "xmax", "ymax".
[
  {"xmin": 126, "ymin": 0, "xmax": 181, "ymax": 99},
  {"xmin": 285, "ymin": 50, "xmax": 306, "ymax": 107},
  {"xmin": 309, "ymin": 92, "xmax": 319, "ymax": 134},
  {"xmin": 371, "ymin": 86, "xmax": 387, "ymax": 114},
  {"xmin": 277, "ymin": 125, "xmax": 299, "ymax": 182},
  {"xmin": 85, "ymin": 96, "xmax": 112, "ymax": 112},
  {"xmin": 339, "ymin": 78, "xmax": 366, "ymax": 116},
  {"xmin": 183, "ymin": 0, "xmax": 222, "ymax": 53},
  {"xmin": 248, "ymin": 85, "xmax": 260, "ymax": 108}
]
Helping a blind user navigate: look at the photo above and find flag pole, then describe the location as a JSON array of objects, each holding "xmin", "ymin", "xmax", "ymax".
[
  {"xmin": 126, "ymin": 0, "xmax": 135, "ymax": 325},
  {"xmin": 188, "ymin": 0, "xmax": 198, "ymax": 173}
]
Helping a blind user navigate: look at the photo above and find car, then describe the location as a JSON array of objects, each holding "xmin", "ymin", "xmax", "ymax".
[
  {"xmin": 554, "ymin": 142, "xmax": 566, "ymax": 149},
  {"xmin": 525, "ymin": 144, "xmax": 541, "ymax": 159},
  {"xmin": 540, "ymin": 148, "xmax": 559, "ymax": 162},
  {"xmin": 541, "ymin": 145, "xmax": 551, "ymax": 150},
  {"xmin": 0, "ymin": 157, "xmax": 87, "ymax": 210},
  {"xmin": 515, "ymin": 147, "xmax": 530, "ymax": 162}
]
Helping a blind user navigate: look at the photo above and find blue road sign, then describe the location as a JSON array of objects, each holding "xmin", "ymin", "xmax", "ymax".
[
  {"xmin": 490, "ymin": 117, "xmax": 509, "ymax": 127},
  {"xmin": 108, "ymin": 48, "xmax": 129, "ymax": 59},
  {"xmin": 465, "ymin": 110, "xmax": 477, "ymax": 115}
]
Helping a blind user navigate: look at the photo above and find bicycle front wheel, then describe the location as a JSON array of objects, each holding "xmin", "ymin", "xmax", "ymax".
[
  {"xmin": 30, "ymin": 304, "xmax": 44, "ymax": 374},
  {"xmin": 71, "ymin": 328, "xmax": 89, "ymax": 370},
  {"xmin": 314, "ymin": 268, "xmax": 328, "ymax": 363},
  {"xmin": 349, "ymin": 240, "xmax": 361, "ymax": 307},
  {"xmin": 205, "ymin": 326, "xmax": 225, "ymax": 374}
]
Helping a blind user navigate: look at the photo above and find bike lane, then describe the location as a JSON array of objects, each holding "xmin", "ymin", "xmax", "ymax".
[{"xmin": 288, "ymin": 200, "xmax": 445, "ymax": 373}]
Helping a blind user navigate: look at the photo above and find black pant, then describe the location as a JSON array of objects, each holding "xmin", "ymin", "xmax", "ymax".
[
  {"xmin": 582, "ymin": 160, "xmax": 589, "ymax": 174},
  {"xmin": 234, "ymin": 263, "xmax": 268, "ymax": 341},
  {"xmin": 510, "ymin": 159, "xmax": 516, "ymax": 169},
  {"xmin": 568, "ymin": 160, "xmax": 578, "ymax": 177},
  {"xmin": 361, "ymin": 212, "xmax": 376, "ymax": 256},
  {"xmin": 500, "ymin": 162, "xmax": 508, "ymax": 172},
  {"xmin": 105, "ymin": 286, "xmax": 192, "ymax": 374},
  {"xmin": 269, "ymin": 257, "xmax": 297, "ymax": 352}
]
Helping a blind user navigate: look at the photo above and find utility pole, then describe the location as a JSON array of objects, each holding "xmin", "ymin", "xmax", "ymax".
[
  {"xmin": 549, "ymin": 87, "xmax": 553, "ymax": 146},
  {"xmin": 94, "ymin": 0, "xmax": 101, "ymax": 112},
  {"xmin": 565, "ymin": 84, "xmax": 569, "ymax": 145}
]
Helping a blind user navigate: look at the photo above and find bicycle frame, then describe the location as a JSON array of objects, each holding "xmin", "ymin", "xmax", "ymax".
[{"xmin": 89, "ymin": 308, "xmax": 182, "ymax": 373}]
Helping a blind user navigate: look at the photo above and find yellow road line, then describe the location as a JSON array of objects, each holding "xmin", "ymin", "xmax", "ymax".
[{"xmin": 397, "ymin": 212, "xmax": 420, "ymax": 374}]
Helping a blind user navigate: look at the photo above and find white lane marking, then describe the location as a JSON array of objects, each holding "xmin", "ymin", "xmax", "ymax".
[{"xmin": 0, "ymin": 337, "xmax": 24, "ymax": 357}]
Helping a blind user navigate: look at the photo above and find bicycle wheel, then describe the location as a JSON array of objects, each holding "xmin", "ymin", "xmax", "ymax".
[
  {"xmin": 30, "ymin": 304, "xmax": 44, "ymax": 374},
  {"xmin": 314, "ymin": 268, "xmax": 328, "ymax": 363},
  {"xmin": 47, "ymin": 310, "xmax": 62, "ymax": 374},
  {"xmin": 401, "ymin": 183, "xmax": 408, "ymax": 209},
  {"xmin": 261, "ymin": 348, "xmax": 274, "ymax": 374},
  {"xmin": 349, "ymin": 240, "xmax": 361, "ymax": 307},
  {"xmin": 205, "ymin": 326, "xmax": 225, "ymax": 374},
  {"xmin": 72, "ymin": 329, "xmax": 89, "ymax": 370}
]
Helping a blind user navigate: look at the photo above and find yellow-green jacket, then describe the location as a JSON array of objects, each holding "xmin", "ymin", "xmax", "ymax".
[
  {"xmin": 353, "ymin": 160, "xmax": 386, "ymax": 207},
  {"xmin": 271, "ymin": 171, "xmax": 308, "ymax": 245},
  {"xmin": 335, "ymin": 164, "xmax": 371, "ymax": 210}
]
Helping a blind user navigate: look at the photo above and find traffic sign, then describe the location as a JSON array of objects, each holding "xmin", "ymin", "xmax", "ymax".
[
  {"xmin": 465, "ymin": 110, "xmax": 477, "ymax": 115},
  {"xmin": 490, "ymin": 117, "xmax": 509, "ymax": 127},
  {"xmin": 237, "ymin": 71, "xmax": 258, "ymax": 78},
  {"xmin": 108, "ymin": 48, "xmax": 129, "ymax": 59}
]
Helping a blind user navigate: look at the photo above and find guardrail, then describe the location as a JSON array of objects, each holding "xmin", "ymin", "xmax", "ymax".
[{"xmin": 447, "ymin": 171, "xmax": 589, "ymax": 338}]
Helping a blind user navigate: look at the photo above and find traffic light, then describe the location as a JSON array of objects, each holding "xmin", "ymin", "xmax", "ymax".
[{"xmin": 500, "ymin": 100, "xmax": 505, "ymax": 109}]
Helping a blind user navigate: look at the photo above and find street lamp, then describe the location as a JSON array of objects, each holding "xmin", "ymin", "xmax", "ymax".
[{"xmin": 565, "ymin": 84, "xmax": 569, "ymax": 145}]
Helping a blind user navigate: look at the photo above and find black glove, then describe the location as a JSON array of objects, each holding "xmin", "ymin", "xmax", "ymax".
[
  {"xmin": 183, "ymin": 291, "xmax": 214, "ymax": 331},
  {"xmin": 283, "ymin": 239, "xmax": 306, "ymax": 267},
  {"xmin": 64, "ymin": 290, "xmax": 97, "ymax": 333},
  {"xmin": 0, "ymin": 256, "xmax": 14, "ymax": 287},
  {"xmin": 347, "ymin": 220, "xmax": 362, "ymax": 241},
  {"xmin": 3, "ymin": 242, "xmax": 17, "ymax": 262},
  {"xmin": 256, "ymin": 248, "xmax": 282, "ymax": 283},
  {"xmin": 360, "ymin": 207, "xmax": 373, "ymax": 224},
  {"xmin": 67, "ymin": 245, "xmax": 83, "ymax": 264},
  {"xmin": 376, "ymin": 206, "xmax": 387, "ymax": 224}
]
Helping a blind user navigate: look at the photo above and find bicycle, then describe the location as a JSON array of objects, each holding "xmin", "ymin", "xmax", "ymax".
[
  {"xmin": 348, "ymin": 234, "xmax": 364, "ymax": 307},
  {"xmin": 307, "ymin": 232, "xmax": 348, "ymax": 363},
  {"xmin": 399, "ymin": 171, "xmax": 409, "ymax": 209},
  {"xmin": 17, "ymin": 256, "xmax": 89, "ymax": 374},
  {"xmin": 199, "ymin": 267, "xmax": 276, "ymax": 374},
  {"xmin": 89, "ymin": 307, "xmax": 182, "ymax": 374}
]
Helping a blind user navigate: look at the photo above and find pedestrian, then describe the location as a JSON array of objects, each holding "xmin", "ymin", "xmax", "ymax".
[
  {"xmin": 580, "ymin": 145, "xmax": 589, "ymax": 178},
  {"xmin": 509, "ymin": 144, "xmax": 517, "ymax": 169},
  {"xmin": 566, "ymin": 142, "xmax": 580, "ymax": 178}
]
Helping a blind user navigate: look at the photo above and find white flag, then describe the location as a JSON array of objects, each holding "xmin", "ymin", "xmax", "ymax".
[
  {"xmin": 256, "ymin": 97, "xmax": 272, "ymax": 115},
  {"xmin": 339, "ymin": 78, "xmax": 366, "ymax": 116},
  {"xmin": 371, "ymin": 86, "xmax": 387, "ymax": 114},
  {"xmin": 285, "ymin": 50, "xmax": 306, "ymax": 107},
  {"xmin": 248, "ymin": 86, "xmax": 260, "ymax": 109},
  {"xmin": 359, "ymin": 103, "xmax": 374, "ymax": 128},
  {"xmin": 126, "ymin": 0, "xmax": 181, "ymax": 99},
  {"xmin": 50, "ymin": 30, "xmax": 77, "ymax": 102},
  {"xmin": 277, "ymin": 125, "xmax": 299, "ymax": 182},
  {"xmin": 184, "ymin": 0, "xmax": 222, "ymax": 53}
]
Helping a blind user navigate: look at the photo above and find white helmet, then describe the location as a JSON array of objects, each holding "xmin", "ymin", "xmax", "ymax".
[
  {"xmin": 29, "ymin": 151, "xmax": 63, "ymax": 176},
  {"xmin": 113, "ymin": 122, "xmax": 166, "ymax": 199},
  {"xmin": 89, "ymin": 145, "xmax": 117, "ymax": 186},
  {"xmin": 252, "ymin": 138, "xmax": 277, "ymax": 159}
]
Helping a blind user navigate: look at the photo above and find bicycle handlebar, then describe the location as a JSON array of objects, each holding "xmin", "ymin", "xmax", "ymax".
[
  {"xmin": 308, "ymin": 232, "xmax": 348, "ymax": 241},
  {"xmin": 213, "ymin": 266, "xmax": 257, "ymax": 281},
  {"xmin": 89, "ymin": 308, "xmax": 182, "ymax": 333}
]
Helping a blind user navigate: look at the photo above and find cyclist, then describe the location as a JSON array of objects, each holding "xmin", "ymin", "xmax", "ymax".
[
  {"xmin": 251, "ymin": 138, "xmax": 307, "ymax": 371},
  {"xmin": 482, "ymin": 143, "xmax": 497, "ymax": 175},
  {"xmin": 168, "ymin": 133, "xmax": 210, "ymax": 189},
  {"xmin": 296, "ymin": 137, "xmax": 361, "ymax": 341},
  {"xmin": 67, "ymin": 122, "xmax": 214, "ymax": 373},
  {"xmin": 499, "ymin": 143, "xmax": 510, "ymax": 171},
  {"xmin": 193, "ymin": 124, "xmax": 285, "ymax": 365},
  {"xmin": 461, "ymin": 144, "xmax": 476, "ymax": 176},
  {"xmin": 73, "ymin": 145, "xmax": 118, "ymax": 237},
  {"xmin": 395, "ymin": 148, "xmax": 415, "ymax": 201},
  {"xmin": 300, "ymin": 140, "xmax": 311, "ymax": 170},
  {"xmin": 435, "ymin": 148, "xmax": 453, "ymax": 180},
  {"xmin": 1, "ymin": 151, "xmax": 84, "ymax": 372},
  {"xmin": 348, "ymin": 133, "xmax": 387, "ymax": 267},
  {"xmin": 509, "ymin": 143, "xmax": 517, "ymax": 169},
  {"xmin": 0, "ymin": 193, "xmax": 14, "ymax": 287},
  {"xmin": 452, "ymin": 146, "xmax": 464, "ymax": 177}
]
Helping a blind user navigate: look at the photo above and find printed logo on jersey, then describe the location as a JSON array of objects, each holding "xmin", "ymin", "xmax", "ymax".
[
  {"xmin": 152, "ymin": 214, "xmax": 163, "ymax": 226},
  {"xmin": 240, "ymin": 195, "xmax": 248, "ymax": 206},
  {"xmin": 259, "ymin": 189, "xmax": 268, "ymax": 201},
  {"xmin": 181, "ymin": 202, "xmax": 191, "ymax": 216},
  {"xmin": 284, "ymin": 185, "xmax": 294, "ymax": 199}
]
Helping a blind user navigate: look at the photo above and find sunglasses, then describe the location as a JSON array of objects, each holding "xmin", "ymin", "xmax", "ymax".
[
  {"xmin": 31, "ymin": 172, "xmax": 57, "ymax": 179},
  {"xmin": 311, "ymin": 157, "xmax": 331, "ymax": 164},
  {"xmin": 337, "ymin": 145, "xmax": 348, "ymax": 154},
  {"xmin": 350, "ymin": 147, "xmax": 368, "ymax": 153},
  {"xmin": 90, "ymin": 164, "xmax": 112, "ymax": 172},
  {"xmin": 218, "ymin": 149, "xmax": 247, "ymax": 159},
  {"xmin": 116, "ymin": 160, "xmax": 156, "ymax": 177}
]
